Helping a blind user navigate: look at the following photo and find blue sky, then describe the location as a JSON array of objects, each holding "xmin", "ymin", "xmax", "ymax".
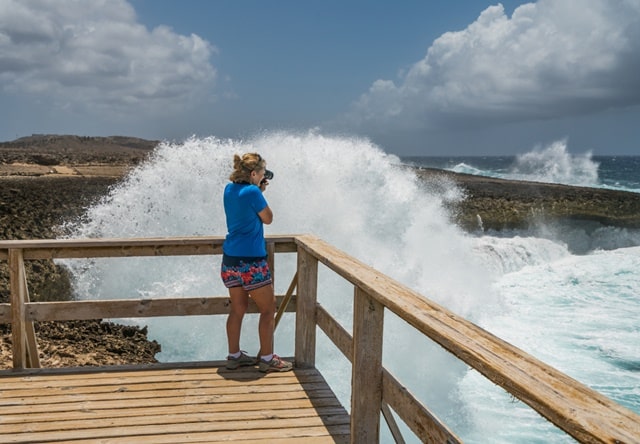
[{"xmin": 1, "ymin": 0, "xmax": 639, "ymax": 155}]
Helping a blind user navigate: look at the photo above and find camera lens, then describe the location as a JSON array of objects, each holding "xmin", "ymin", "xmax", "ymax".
[{"xmin": 264, "ymin": 169, "xmax": 274, "ymax": 180}]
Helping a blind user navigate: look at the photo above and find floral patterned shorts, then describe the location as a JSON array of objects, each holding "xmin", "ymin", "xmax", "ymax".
[{"xmin": 220, "ymin": 255, "xmax": 272, "ymax": 291}]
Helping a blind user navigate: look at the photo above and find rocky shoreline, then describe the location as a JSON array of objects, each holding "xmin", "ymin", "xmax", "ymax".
[
  {"xmin": 1, "ymin": 136, "xmax": 160, "ymax": 369},
  {"xmin": 414, "ymin": 167, "xmax": 640, "ymax": 232},
  {"xmin": 2, "ymin": 135, "xmax": 639, "ymax": 370}
]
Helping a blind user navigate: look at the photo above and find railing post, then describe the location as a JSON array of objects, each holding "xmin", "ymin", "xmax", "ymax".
[
  {"xmin": 351, "ymin": 286, "xmax": 384, "ymax": 443},
  {"xmin": 7, "ymin": 248, "xmax": 40, "ymax": 369},
  {"xmin": 295, "ymin": 247, "xmax": 318, "ymax": 368},
  {"xmin": 9, "ymin": 249, "xmax": 27, "ymax": 369}
]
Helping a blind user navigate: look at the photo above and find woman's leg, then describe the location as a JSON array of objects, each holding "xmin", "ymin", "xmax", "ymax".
[
  {"xmin": 248, "ymin": 284, "xmax": 276, "ymax": 357},
  {"xmin": 226, "ymin": 286, "xmax": 249, "ymax": 354}
]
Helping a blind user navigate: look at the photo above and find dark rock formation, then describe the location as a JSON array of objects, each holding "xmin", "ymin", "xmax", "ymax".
[{"xmin": 414, "ymin": 167, "xmax": 640, "ymax": 232}]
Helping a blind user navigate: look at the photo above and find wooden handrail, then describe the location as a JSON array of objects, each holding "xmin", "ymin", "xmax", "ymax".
[
  {"xmin": 0, "ymin": 236, "xmax": 299, "ymax": 370},
  {"xmin": 0, "ymin": 295, "xmax": 297, "ymax": 323},
  {"xmin": 0, "ymin": 235, "xmax": 298, "ymax": 260},
  {"xmin": 294, "ymin": 234, "xmax": 640, "ymax": 444},
  {"xmin": 1, "ymin": 234, "xmax": 638, "ymax": 443}
]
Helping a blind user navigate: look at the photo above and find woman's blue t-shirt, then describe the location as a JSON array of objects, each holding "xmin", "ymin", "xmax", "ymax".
[{"xmin": 222, "ymin": 182, "xmax": 268, "ymax": 257}]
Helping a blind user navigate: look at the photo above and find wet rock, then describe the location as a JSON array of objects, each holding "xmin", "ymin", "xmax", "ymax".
[{"xmin": 414, "ymin": 167, "xmax": 640, "ymax": 232}]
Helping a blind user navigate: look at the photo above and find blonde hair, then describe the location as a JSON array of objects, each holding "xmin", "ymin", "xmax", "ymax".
[{"xmin": 229, "ymin": 153, "xmax": 266, "ymax": 182}]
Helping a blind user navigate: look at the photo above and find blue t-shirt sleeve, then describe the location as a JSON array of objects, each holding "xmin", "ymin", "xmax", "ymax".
[{"xmin": 248, "ymin": 186, "xmax": 268, "ymax": 214}]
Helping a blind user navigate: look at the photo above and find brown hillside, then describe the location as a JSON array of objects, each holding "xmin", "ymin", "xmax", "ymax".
[{"xmin": 0, "ymin": 134, "xmax": 159, "ymax": 167}]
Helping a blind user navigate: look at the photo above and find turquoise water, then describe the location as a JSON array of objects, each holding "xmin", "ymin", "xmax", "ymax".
[{"xmin": 62, "ymin": 133, "xmax": 639, "ymax": 443}]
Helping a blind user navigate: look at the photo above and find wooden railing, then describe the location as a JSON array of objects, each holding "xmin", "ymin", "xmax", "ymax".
[{"xmin": 1, "ymin": 235, "xmax": 639, "ymax": 443}]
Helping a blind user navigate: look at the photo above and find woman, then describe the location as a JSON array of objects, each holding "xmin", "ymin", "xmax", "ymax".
[{"xmin": 220, "ymin": 152, "xmax": 293, "ymax": 373}]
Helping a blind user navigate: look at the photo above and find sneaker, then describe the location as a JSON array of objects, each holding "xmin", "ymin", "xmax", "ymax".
[
  {"xmin": 259, "ymin": 354, "xmax": 293, "ymax": 373},
  {"xmin": 225, "ymin": 351, "xmax": 257, "ymax": 370}
]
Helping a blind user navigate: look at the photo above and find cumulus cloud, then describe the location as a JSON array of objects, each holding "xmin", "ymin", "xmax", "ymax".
[
  {"xmin": 0, "ymin": 0, "xmax": 216, "ymax": 116},
  {"xmin": 347, "ymin": 0, "xmax": 640, "ymax": 131}
]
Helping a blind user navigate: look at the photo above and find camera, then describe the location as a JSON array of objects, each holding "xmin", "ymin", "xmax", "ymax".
[{"xmin": 261, "ymin": 169, "xmax": 273, "ymax": 185}]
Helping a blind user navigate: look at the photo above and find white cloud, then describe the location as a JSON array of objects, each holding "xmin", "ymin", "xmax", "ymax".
[
  {"xmin": 0, "ymin": 0, "xmax": 217, "ymax": 116},
  {"xmin": 348, "ymin": 0, "xmax": 640, "ymax": 131}
]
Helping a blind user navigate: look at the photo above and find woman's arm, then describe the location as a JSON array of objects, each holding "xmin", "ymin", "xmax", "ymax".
[{"xmin": 258, "ymin": 205, "xmax": 273, "ymax": 225}]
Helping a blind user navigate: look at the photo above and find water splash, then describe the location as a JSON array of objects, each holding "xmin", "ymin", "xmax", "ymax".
[
  {"xmin": 507, "ymin": 139, "xmax": 600, "ymax": 186},
  {"xmin": 451, "ymin": 162, "xmax": 488, "ymax": 177},
  {"xmin": 61, "ymin": 131, "xmax": 504, "ymax": 425},
  {"xmin": 65, "ymin": 131, "xmax": 499, "ymax": 315},
  {"xmin": 470, "ymin": 235, "xmax": 570, "ymax": 275}
]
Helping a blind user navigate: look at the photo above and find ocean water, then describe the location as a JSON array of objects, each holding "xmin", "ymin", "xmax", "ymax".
[
  {"xmin": 61, "ymin": 133, "xmax": 640, "ymax": 443},
  {"xmin": 403, "ymin": 139, "xmax": 640, "ymax": 193}
]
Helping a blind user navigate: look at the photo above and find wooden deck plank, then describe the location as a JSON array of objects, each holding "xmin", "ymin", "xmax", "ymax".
[
  {"xmin": 0, "ymin": 389, "xmax": 339, "ymax": 415},
  {"xmin": 1, "ymin": 416, "xmax": 351, "ymax": 442},
  {"xmin": 0, "ymin": 398, "xmax": 344, "ymax": 425},
  {"xmin": 0, "ymin": 371, "xmax": 324, "ymax": 396},
  {"xmin": 1, "ymin": 407, "xmax": 349, "ymax": 434},
  {"xmin": 37, "ymin": 427, "xmax": 351, "ymax": 444},
  {"xmin": 2, "ymin": 425, "xmax": 352, "ymax": 444},
  {"xmin": 0, "ymin": 377, "xmax": 332, "ymax": 406},
  {"xmin": 0, "ymin": 361, "xmax": 312, "ymax": 382},
  {"xmin": 0, "ymin": 364, "xmax": 350, "ymax": 443},
  {"xmin": 0, "ymin": 365, "xmax": 321, "ymax": 388},
  {"xmin": 0, "ymin": 385, "xmax": 334, "ymax": 407}
]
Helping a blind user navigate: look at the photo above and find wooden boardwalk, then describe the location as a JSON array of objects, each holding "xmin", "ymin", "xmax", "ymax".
[
  {"xmin": 3, "ymin": 236, "xmax": 640, "ymax": 442},
  {"xmin": 0, "ymin": 361, "xmax": 350, "ymax": 443}
]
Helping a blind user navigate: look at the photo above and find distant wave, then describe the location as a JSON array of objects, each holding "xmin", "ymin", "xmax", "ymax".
[
  {"xmin": 406, "ymin": 139, "xmax": 639, "ymax": 193},
  {"xmin": 505, "ymin": 139, "xmax": 600, "ymax": 187},
  {"xmin": 450, "ymin": 162, "xmax": 491, "ymax": 177}
]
